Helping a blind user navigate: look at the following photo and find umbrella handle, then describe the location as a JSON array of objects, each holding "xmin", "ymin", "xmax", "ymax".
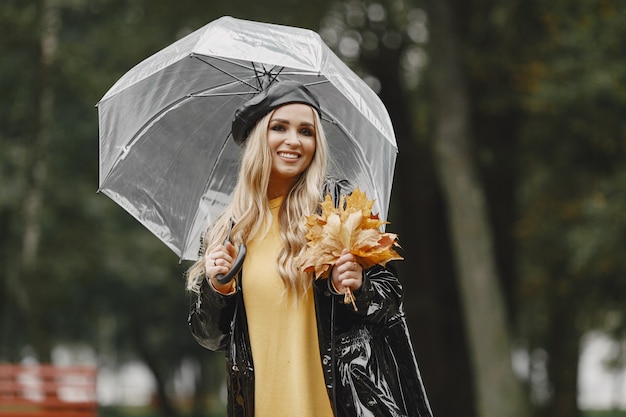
[
  {"xmin": 216, "ymin": 243, "xmax": 246, "ymax": 284},
  {"xmin": 216, "ymin": 219, "xmax": 246, "ymax": 285}
]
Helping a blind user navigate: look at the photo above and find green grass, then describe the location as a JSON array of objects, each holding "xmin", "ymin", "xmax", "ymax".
[
  {"xmin": 583, "ymin": 410, "xmax": 626, "ymax": 417},
  {"xmin": 99, "ymin": 407, "xmax": 158, "ymax": 417},
  {"xmin": 99, "ymin": 406, "xmax": 226, "ymax": 417}
]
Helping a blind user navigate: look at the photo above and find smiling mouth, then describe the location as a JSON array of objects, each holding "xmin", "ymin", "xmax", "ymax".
[{"xmin": 278, "ymin": 152, "xmax": 300, "ymax": 159}]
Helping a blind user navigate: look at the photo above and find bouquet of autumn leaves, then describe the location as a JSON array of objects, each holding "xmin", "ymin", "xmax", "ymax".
[{"xmin": 297, "ymin": 188, "xmax": 403, "ymax": 310}]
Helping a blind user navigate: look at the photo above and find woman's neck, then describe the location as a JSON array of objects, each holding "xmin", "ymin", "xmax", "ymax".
[{"xmin": 267, "ymin": 179, "xmax": 295, "ymax": 200}]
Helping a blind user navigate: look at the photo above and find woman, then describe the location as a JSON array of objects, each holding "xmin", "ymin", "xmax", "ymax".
[{"xmin": 187, "ymin": 81, "xmax": 432, "ymax": 417}]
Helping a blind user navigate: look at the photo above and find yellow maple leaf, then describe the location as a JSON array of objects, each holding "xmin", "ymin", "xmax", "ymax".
[{"xmin": 297, "ymin": 187, "xmax": 403, "ymax": 279}]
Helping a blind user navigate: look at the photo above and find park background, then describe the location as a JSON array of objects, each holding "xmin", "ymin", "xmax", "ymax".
[{"xmin": 1, "ymin": 0, "xmax": 625, "ymax": 416}]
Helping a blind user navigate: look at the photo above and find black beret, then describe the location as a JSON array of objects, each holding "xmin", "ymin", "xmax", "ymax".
[{"xmin": 231, "ymin": 80, "xmax": 322, "ymax": 145}]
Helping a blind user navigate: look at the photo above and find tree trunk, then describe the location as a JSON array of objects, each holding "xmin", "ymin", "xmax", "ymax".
[
  {"xmin": 22, "ymin": 0, "xmax": 58, "ymax": 268},
  {"xmin": 362, "ymin": 42, "xmax": 476, "ymax": 416},
  {"xmin": 11, "ymin": 0, "xmax": 60, "ymax": 362},
  {"xmin": 131, "ymin": 321, "xmax": 180, "ymax": 417},
  {"xmin": 544, "ymin": 300, "xmax": 581, "ymax": 417},
  {"xmin": 425, "ymin": 0, "xmax": 530, "ymax": 416}
]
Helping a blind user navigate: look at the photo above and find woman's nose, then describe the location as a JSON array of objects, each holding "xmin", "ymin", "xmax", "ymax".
[{"xmin": 283, "ymin": 129, "xmax": 299, "ymax": 145}]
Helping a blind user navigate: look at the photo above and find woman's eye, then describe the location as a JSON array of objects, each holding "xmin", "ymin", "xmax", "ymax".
[
  {"xmin": 300, "ymin": 128, "xmax": 314, "ymax": 136},
  {"xmin": 271, "ymin": 124, "xmax": 285, "ymax": 131}
]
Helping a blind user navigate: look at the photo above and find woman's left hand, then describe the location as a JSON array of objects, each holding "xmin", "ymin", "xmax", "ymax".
[{"xmin": 331, "ymin": 249, "xmax": 363, "ymax": 294}]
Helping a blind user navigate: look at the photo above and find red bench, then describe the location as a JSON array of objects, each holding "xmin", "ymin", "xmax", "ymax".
[{"xmin": 0, "ymin": 364, "xmax": 97, "ymax": 416}]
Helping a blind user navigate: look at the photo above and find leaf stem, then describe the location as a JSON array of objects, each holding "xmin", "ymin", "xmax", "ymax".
[{"xmin": 344, "ymin": 288, "xmax": 358, "ymax": 311}]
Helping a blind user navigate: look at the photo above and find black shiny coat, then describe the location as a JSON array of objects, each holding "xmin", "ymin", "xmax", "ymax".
[{"xmin": 188, "ymin": 263, "xmax": 433, "ymax": 417}]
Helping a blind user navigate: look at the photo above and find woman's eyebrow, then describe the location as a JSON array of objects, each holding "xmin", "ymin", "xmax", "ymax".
[{"xmin": 270, "ymin": 118, "xmax": 315, "ymax": 127}]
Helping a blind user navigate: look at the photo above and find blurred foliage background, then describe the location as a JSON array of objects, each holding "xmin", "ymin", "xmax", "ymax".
[{"xmin": 1, "ymin": 0, "xmax": 625, "ymax": 416}]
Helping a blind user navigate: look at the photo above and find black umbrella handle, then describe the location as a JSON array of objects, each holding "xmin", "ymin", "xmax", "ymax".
[{"xmin": 216, "ymin": 220, "xmax": 247, "ymax": 285}]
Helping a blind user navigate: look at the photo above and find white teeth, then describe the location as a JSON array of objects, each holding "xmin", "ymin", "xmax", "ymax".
[{"xmin": 278, "ymin": 152, "xmax": 299, "ymax": 159}]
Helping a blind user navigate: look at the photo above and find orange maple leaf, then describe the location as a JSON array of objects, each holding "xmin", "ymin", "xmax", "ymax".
[{"xmin": 298, "ymin": 187, "xmax": 403, "ymax": 279}]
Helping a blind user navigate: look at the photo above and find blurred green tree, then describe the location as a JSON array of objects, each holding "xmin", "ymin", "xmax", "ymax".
[{"xmin": 512, "ymin": 1, "xmax": 626, "ymax": 416}]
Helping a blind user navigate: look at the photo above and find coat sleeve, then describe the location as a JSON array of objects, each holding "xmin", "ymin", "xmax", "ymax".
[{"xmin": 188, "ymin": 279, "xmax": 237, "ymax": 351}]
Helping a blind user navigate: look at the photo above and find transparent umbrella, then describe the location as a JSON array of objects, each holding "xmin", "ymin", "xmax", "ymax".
[{"xmin": 97, "ymin": 16, "xmax": 398, "ymax": 261}]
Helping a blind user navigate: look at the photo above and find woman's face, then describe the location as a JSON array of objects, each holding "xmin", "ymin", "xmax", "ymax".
[{"xmin": 266, "ymin": 103, "xmax": 317, "ymax": 196}]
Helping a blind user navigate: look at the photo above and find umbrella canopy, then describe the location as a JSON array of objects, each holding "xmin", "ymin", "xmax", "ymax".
[{"xmin": 97, "ymin": 16, "xmax": 398, "ymax": 261}]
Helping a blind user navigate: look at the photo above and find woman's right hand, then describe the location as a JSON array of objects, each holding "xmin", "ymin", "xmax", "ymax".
[{"xmin": 204, "ymin": 241, "xmax": 238, "ymax": 294}]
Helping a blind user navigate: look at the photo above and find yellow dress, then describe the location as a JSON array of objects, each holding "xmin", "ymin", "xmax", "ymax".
[{"xmin": 242, "ymin": 197, "xmax": 334, "ymax": 417}]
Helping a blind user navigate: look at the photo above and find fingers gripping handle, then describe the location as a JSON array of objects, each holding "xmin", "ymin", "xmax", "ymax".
[
  {"xmin": 216, "ymin": 220, "xmax": 247, "ymax": 285},
  {"xmin": 216, "ymin": 245, "xmax": 246, "ymax": 284}
]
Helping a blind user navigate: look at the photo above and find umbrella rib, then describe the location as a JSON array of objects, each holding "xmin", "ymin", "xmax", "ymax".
[
  {"xmin": 186, "ymin": 71, "xmax": 326, "ymax": 98},
  {"xmin": 193, "ymin": 54, "xmax": 326, "ymax": 94},
  {"xmin": 192, "ymin": 54, "xmax": 255, "ymax": 71},
  {"xmin": 192, "ymin": 55, "xmax": 285, "ymax": 93},
  {"xmin": 192, "ymin": 55, "xmax": 260, "ymax": 91}
]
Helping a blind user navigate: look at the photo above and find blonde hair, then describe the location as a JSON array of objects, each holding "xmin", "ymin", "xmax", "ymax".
[{"xmin": 186, "ymin": 106, "xmax": 329, "ymax": 299}]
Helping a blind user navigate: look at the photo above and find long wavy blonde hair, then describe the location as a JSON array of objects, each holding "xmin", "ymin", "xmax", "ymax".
[{"xmin": 186, "ymin": 106, "xmax": 329, "ymax": 299}]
